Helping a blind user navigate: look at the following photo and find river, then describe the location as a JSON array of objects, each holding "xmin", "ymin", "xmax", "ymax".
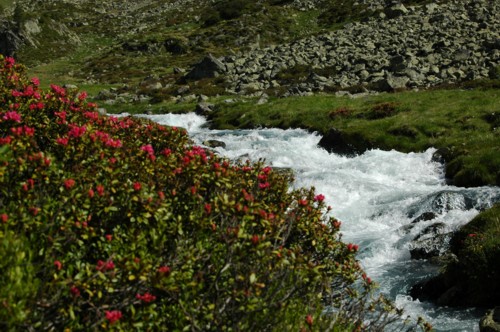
[{"xmin": 132, "ymin": 112, "xmax": 500, "ymax": 331}]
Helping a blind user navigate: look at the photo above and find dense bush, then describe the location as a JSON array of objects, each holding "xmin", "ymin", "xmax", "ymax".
[{"xmin": 0, "ymin": 55, "xmax": 430, "ymax": 331}]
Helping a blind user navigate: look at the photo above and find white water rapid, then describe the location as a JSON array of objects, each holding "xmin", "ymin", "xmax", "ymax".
[{"xmin": 134, "ymin": 112, "xmax": 500, "ymax": 331}]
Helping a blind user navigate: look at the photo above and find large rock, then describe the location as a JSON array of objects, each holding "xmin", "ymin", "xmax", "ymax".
[
  {"xmin": 480, "ymin": 307, "xmax": 500, "ymax": 332},
  {"xmin": 185, "ymin": 54, "xmax": 227, "ymax": 80},
  {"xmin": 318, "ymin": 128, "xmax": 373, "ymax": 156},
  {"xmin": 408, "ymin": 223, "xmax": 451, "ymax": 260}
]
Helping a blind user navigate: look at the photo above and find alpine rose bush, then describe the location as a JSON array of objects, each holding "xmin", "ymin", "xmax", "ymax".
[{"xmin": 0, "ymin": 55, "xmax": 431, "ymax": 331}]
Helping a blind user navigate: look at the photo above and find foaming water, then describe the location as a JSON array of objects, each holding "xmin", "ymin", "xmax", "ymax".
[{"xmin": 136, "ymin": 113, "xmax": 500, "ymax": 331}]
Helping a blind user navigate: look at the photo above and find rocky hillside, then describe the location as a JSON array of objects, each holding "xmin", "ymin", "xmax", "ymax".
[{"xmin": 2, "ymin": 0, "xmax": 498, "ymax": 100}]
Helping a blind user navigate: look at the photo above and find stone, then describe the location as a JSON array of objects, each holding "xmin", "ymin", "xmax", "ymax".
[
  {"xmin": 480, "ymin": 307, "xmax": 500, "ymax": 332},
  {"xmin": 373, "ymin": 74, "xmax": 409, "ymax": 92},
  {"xmin": 384, "ymin": 4, "xmax": 409, "ymax": 19},
  {"xmin": 195, "ymin": 102, "xmax": 215, "ymax": 116},
  {"xmin": 184, "ymin": 54, "xmax": 227, "ymax": 80},
  {"xmin": 203, "ymin": 140, "xmax": 226, "ymax": 149},
  {"xmin": 408, "ymin": 223, "xmax": 450, "ymax": 259}
]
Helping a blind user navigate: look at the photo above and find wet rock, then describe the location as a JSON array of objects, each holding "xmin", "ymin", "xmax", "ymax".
[
  {"xmin": 203, "ymin": 140, "xmax": 226, "ymax": 149},
  {"xmin": 408, "ymin": 223, "xmax": 451, "ymax": 260},
  {"xmin": 318, "ymin": 128, "xmax": 373, "ymax": 156},
  {"xmin": 480, "ymin": 307, "xmax": 500, "ymax": 332},
  {"xmin": 195, "ymin": 102, "xmax": 215, "ymax": 116}
]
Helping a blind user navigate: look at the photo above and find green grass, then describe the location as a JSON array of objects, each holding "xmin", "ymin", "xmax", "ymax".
[{"xmin": 208, "ymin": 88, "xmax": 500, "ymax": 186}]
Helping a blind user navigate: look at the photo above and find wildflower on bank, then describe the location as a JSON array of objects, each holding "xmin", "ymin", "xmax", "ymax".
[
  {"xmin": 70, "ymin": 286, "xmax": 80, "ymax": 297},
  {"xmin": 54, "ymin": 260, "xmax": 62, "ymax": 270},
  {"xmin": 314, "ymin": 194, "xmax": 325, "ymax": 203},
  {"xmin": 105, "ymin": 310, "xmax": 122, "ymax": 325},
  {"xmin": 136, "ymin": 292, "xmax": 156, "ymax": 303},
  {"xmin": 158, "ymin": 266, "xmax": 171, "ymax": 275},
  {"xmin": 64, "ymin": 179, "xmax": 75, "ymax": 190},
  {"xmin": 96, "ymin": 260, "xmax": 115, "ymax": 271}
]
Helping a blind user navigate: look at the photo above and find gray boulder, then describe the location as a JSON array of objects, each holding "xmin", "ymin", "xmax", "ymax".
[{"xmin": 185, "ymin": 54, "xmax": 227, "ymax": 80}]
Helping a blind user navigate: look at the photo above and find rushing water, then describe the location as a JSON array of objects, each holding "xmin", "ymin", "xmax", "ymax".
[{"xmin": 133, "ymin": 112, "xmax": 500, "ymax": 331}]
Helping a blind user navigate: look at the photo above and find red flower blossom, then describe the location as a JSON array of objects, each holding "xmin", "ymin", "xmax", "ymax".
[
  {"xmin": 161, "ymin": 148, "xmax": 172, "ymax": 156},
  {"xmin": 133, "ymin": 182, "xmax": 142, "ymax": 191},
  {"xmin": 347, "ymin": 243, "xmax": 359, "ymax": 252},
  {"xmin": 50, "ymin": 84, "xmax": 66, "ymax": 97},
  {"xmin": 204, "ymin": 203, "xmax": 212, "ymax": 214},
  {"xmin": 305, "ymin": 314, "xmax": 313, "ymax": 327},
  {"xmin": 158, "ymin": 266, "xmax": 171, "ymax": 275},
  {"xmin": 136, "ymin": 292, "xmax": 156, "ymax": 303},
  {"xmin": 54, "ymin": 260, "xmax": 62, "ymax": 270},
  {"xmin": 88, "ymin": 188, "xmax": 95, "ymax": 198},
  {"xmin": 298, "ymin": 199, "xmax": 308, "ymax": 206},
  {"xmin": 251, "ymin": 235, "xmax": 259, "ymax": 246},
  {"xmin": 105, "ymin": 234, "xmax": 113, "ymax": 242},
  {"xmin": 31, "ymin": 77, "xmax": 40, "ymax": 86},
  {"xmin": 96, "ymin": 259, "xmax": 115, "ymax": 271},
  {"xmin": 0, "ymin": 136, "xmax": 12, "ymax": 145},
  {"xmin": 70, "ymin": 286, "xmax": 80, "ymax": 297},
  {"xmin": 105, "ymin": 310, "xmax": 122, "ymax": 325},
  {"xmin": 64, "ymin": 179, "xmax": 75, "ymax": 190},
  {"xmin": 96, "ymin": 185, "xmax": 105, "ymax": 196},
  {"xmin": 67, "ymin": 125, "xmax": 86, "ymax": 138},
  {"xmin": 3, "ymin": 111, "xmax": 22, "ymax": 122},
  {"xmin": 78, "ymin": 91, "xmax": 88, "ymax": 101},
  {"xmin": 259, "ymin": 182, "xmax": 270, "ymax": 189},
  {"xmin": 314, "ymin": 194, "xmax": 325, "ymax": 202},
  {"xmin": 56, "ymin": 137, "xmax": 69, "ymax": 146},
  {"xmin": 1, "ymin": 214, "xmax": 8, "ymax": 223}
]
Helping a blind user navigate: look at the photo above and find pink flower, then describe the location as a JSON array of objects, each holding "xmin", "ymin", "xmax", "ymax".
[
  {"xmin": 133, "ymin": 182, "xmax": 141, "ymax": 191},
  {"xmin": 68, "ymin": 125, "xmax": 86, "ymax": 138},
  {"xmin": 314, "ymin": 194, "xmax": 325, "ymax": 203},
  {"xmin": 259, "ymin": 182, "xmax": 270, "ymax": 189},
  {"xmin": 31, "ymin": 77, "xmax": 40, "ymax": 86},
  {"xmin": 56, "ymin": 137, "xmax": 69, "ymax": 146},
  {"xmin": 136, "ymin": 292, "xmax": 156, "ymax": 303},
  {"xmin": 54, "ymin": 260, "xmax": 62, "ymax": 270},
  {"xmin": 78, "ymin": 91, "xmax": 88, "ymax": 101},
  {"xmin": 3, "ymin": 111, "xmax": 22, "ymax": 122},
  {"xmin": 140, "ymin": 144, "xmax": 154, "ymax": 155},
  {"xmin": 64, "ymin": 179, "xmax": 75, "ymax": 190},
  {"xmin": 161, "ymin": 148, "xmax": 172, "ymax": 156},
  {"xmin": 50, "ymin": 84, "xmax": 66, "ymax": 97},
  {"xmin": 105, "ymin": 310, "xmax": 122, "ymax": 325},
  {"xmin": 4, "ymin": 56, "xmax": 15, "ymax": 68},
  {"xmin": 0, "ymin": 136, "xmax": 12, "ymax": 145}
]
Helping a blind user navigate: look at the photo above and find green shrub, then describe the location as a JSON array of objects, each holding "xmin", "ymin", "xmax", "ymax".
[{"xmin": 0, "ymin": 55, "xmax": 430, "ymax": 331}]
